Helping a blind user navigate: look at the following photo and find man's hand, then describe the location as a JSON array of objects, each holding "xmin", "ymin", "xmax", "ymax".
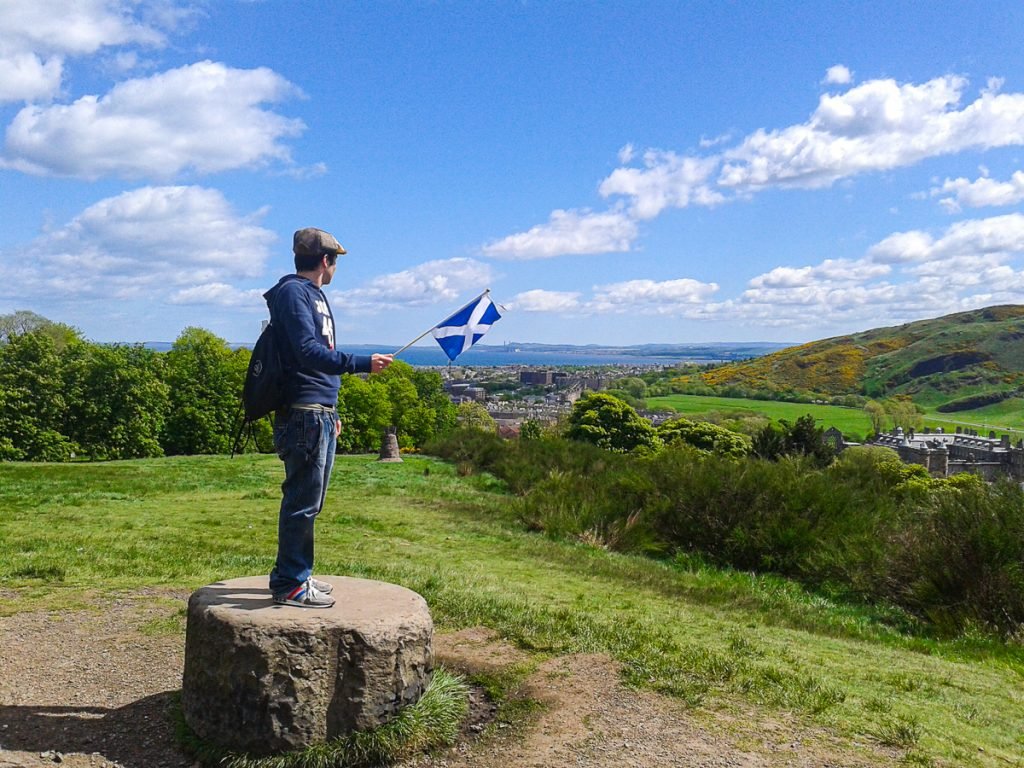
[{"xmin": 371, "ymin": 353, "xmax": 394, "ymax": 373}]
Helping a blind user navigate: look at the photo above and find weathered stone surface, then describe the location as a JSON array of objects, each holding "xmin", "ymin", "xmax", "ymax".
[
  {"xmin": 181, "ymin": 575, "xmax": 433, "ymax": 755},
  {"xmin": 379, "ymin": 427, "xmax": 402, "ymax": 462}
]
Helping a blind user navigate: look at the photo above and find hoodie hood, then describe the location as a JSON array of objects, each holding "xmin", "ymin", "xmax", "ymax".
[{"xmin": 264, "ymin": 273, "xmax": 307, "ymax": 311}]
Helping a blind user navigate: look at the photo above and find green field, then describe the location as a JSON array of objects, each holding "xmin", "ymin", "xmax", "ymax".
[
  {"xmin": 650, "ymin": 394, "xmax": 1024, "ymax": 440},
  {"xmin": 649, "ymin": 394, "xmax": 874, "ymax": 437},
  {"xmin": 2, "ymin": 455, "xmax": 1023, "ymax": 766},
  {"xmin": 921, "ymin": 397, "xmax": 1024, "ymax": 437}
]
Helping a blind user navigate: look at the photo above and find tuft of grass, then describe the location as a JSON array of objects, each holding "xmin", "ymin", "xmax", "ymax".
[
  {"xmin": 177, "ymin": 667, "xmax": 469, "ymax": 768},
  {"xmin": 874, "ymin": 713, "xmax": 923, "ymax": 749},
  {"xmin": 138, "ymin": 606, "xmax": 187, "ymax": 637},
  {"xmin": 9, "ymin": 564, "xmax": 65, "ymax": 581},
  {"xmin": 467, "ymin": 661, "xmax": 547, "ymax": 733}
]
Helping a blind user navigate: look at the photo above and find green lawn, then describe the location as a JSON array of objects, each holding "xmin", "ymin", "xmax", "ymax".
[
  {"xmin": 650, "ymin": 394, "xmax": 1024, "ymax": 440},
  {"xmin": 921, "ymin": 397, "xmax": 1024, "ymax": 438},
  {"xmin": 1, "ymin": 454, "xmax": 1022, "ymax": 766},
  {"xmin": 648, "ymin": 394, "xmax": 873, "ymax": 438}
]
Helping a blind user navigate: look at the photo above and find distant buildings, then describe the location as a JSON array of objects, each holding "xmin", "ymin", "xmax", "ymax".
[
  {"xmin": 865, "ymin": 426, "xmax": 1024, "ymax": 481},
  {"xmin": 519, "ymin": 370, "xmax": 555, "ymax": 386}
]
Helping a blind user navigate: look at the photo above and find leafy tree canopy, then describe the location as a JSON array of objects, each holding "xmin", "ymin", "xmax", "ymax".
[
  {"xmin": 0, "ymin": 310, "xmax": 82, "ymax": 350},
  {"xmin": 565, "ymin": 392, "xmax": 659, "ymax": 453},
  {"xmin": 657, "ymin": 417, "xmax": 750, "ymax": 457},
  {"xmin": 457, "ymin": 400, "xmax": 497, "ymax": 433}
]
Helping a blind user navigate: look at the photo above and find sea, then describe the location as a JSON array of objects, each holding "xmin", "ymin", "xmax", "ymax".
[
  {"xmin": 344, "ymin": 345, "xmax": 725, "ymax": 368},
  {"xmin": 140, "ymin": 341, "xmax": 760, "ymax": 367}
]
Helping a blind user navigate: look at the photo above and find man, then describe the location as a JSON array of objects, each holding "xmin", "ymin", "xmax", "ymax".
[{"xmin": 264, "ymin": 227, "xmax": 393, "ymax": 608}]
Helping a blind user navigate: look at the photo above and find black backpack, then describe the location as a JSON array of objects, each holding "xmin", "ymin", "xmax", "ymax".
[
  {"xmin": 232, "ymin": 320, "xmax": 286, "ymax": 456},
  {"xmin": 243, "ymin": 320, "xmax": 286, "ymax": 421}
]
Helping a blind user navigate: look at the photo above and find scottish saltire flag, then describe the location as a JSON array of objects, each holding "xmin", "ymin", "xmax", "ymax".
[{"xmin": 432, "ymin": 291, "xmax": 502, "ymax": 362}]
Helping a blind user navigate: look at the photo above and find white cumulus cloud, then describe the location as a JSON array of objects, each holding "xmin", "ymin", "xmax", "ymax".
[
  {"xmin": 508, "ymin": 289, "xmax": 582, "ymax": 312},
  {"xmin": 748, "ymin": 258, "xmax": 891, "ymax": 289},
  {"xmin": 932, "ymin": 170, "xmax": 1024, "ymax": 212},
  {"xmin": 0, "ymin": 0, "xmax": 174, "ymax": 103},
  {"xmin": 0, "ymin": 185, "xmax": 275, "ymax": 303},
  {"xmin": 721, "ymin": 212, "xmax": 1024, "ymax": 330},
  {"xmin": 0, "ymin": 52, "xmax": 65, "ymax": 103},
  {"xmin": 868, "ymin": 213, "xmax": 1024, "ymax": 266},
  {"xmin": 335, "ymin": 258, "xmax": 496, "ymax": 311},
  {"xmin": 823, "ymin": 64, "xmax": 853, "ymax": 85},
  {"xmin": 590, "ymin": 278, "xmax": 720, "ymax": 313},
  {"xmin": 481, "ymin": 208, "xmax": 639, "ymax": 259},
  {"xmin": 716, "ymin": 75, "xmax": 1024, "ymax": 190},
  {"xmin": 598, "ymin": 149, "xmax": 723, "ymax": 219},
  {"xmin": 2, "ymin": 61, "xmax": 305, "ymax": 179},
  {"xmin": 487, "ymin": 73, "xmax": 1024, "ymax": 260},
  {"xmin": 169, "ymin": 284, "xmax": 266, "ymax": 307}
]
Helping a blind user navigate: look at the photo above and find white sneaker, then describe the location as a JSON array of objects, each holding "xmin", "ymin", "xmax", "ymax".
[
  {"xmin": 310, "ymin": 577, "xmax": 334, "ymax": 595},
  {"xmin": 273, "ymin": 579, "xmax": 335, "ymax": 608}
]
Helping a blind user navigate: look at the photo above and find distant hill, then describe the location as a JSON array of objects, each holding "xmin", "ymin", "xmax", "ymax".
[{"xmin": 682, "ymin": 305, "xmax": 1024, "ymax": 409}]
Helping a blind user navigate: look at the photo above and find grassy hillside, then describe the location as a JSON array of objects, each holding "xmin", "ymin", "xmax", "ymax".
[
  {"xmin": 1, "ymin": 455, "xmax": 1022, "ymax": 766},
  {"xmin": 681, "ymin": 305, "xmax": 1024, "ymax": 410}
]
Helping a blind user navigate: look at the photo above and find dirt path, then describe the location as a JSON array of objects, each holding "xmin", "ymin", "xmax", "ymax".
[{"xmin": 0, "ymin": 595, "xmax": 898, "ymax": 768}]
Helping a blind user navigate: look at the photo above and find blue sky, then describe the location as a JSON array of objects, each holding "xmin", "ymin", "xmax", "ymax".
[{"xmin": 3, "ymin": 1, "xmax": 1024, "ymax": 348}]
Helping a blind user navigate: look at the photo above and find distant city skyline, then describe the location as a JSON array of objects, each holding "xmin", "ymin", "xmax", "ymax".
[{"xmin": 2, "ymin": 2, "xmax": 1024, "ymax": 346}]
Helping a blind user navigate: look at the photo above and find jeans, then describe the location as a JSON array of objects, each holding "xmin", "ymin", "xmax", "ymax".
[{"xmin": 269, "ymin": 407, "xmax": 336, "ymax": 596}]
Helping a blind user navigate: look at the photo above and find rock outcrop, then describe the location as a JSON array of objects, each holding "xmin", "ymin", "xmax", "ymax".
[{"xmin": 181, "ymin": 575, "xmax": 433, "ymax": 754}]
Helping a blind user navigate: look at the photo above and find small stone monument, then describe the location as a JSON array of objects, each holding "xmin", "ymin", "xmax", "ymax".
[
  {"xmin": 181, "ymin": 575, "xmax": 433, "ymax": 755},
  {"xmin": 379, "ymin": 426, "xmax": 402, "ymax": 462}
]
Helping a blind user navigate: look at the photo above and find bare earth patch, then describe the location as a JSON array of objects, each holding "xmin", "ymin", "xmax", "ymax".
[{"xmin": 0, "ymin": 595, "xmax": 899, "ymax": 768}]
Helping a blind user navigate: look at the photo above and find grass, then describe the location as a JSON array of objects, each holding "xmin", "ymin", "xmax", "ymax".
[
  {"xmin": 920, "ymin": 397, "xmax": 1024, "ymax": 438},
  {"xmin": 650, "ymin": 393, "xmax": 1024, "ymax": 440},
  {"xmin": 648, "ymin": 394, "xmax": 874, "ymax": 437},
  {"xmin": 1, "ymin": 454, "xmax": 1023, "ymax": 766}
]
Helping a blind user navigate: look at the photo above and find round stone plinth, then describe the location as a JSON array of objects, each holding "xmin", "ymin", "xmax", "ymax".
[{"xmin": 181, "ymin": 576, "xmax": 433, "ymax": 755}]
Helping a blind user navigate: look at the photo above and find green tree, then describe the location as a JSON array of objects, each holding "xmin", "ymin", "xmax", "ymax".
[
  {"xmin": 783, "ymin": 414, "xmax": 835, "ymax": 467},
  {"xmin": 0, "ymin": 310, "xmax": 80, "ymax": 350},
  {"xmin": 161, "ymin": 327, "xmax": 246, "ymax": 455},
  {"xmin": 885, "ymin": 397, "xmax": 924, "ymax": 433},
  {"xmin": 615, "ymin": 376, "xmax": 648, "ymax": 399},
  {"xmin": 751, "ymin": 422, "xmax": 786, "ymax": 461},
  {"xmin": 657, "ymin": 417, "xmax": 750, "ymax": 457},
  {"xmin": 520, "ymin": 419, "xmax": 543, "ymax": 441},
  {"xmin": 751, "ymin": 414, "xmax": 834, "ymax": 467},
  {"xmin": 409, "ymin": 368, "xmax": 458, "ymax": 441},
  {"xmin": 336, "ymin": 374, "xmax": 393, "ymax": 452},
  {"xmin": 565, "ymin": 392, "xmax": 659, "ymax": 453},
  {"xmin": 604, "ymin": 389, "xmax": 646, "ymax": 410},
  {"xmin": 457, "ymin": 401, "xmax": 497, "ymax": 432},
  {"xmin": 369, "ymin": 361, "xmax": 458, "ymax": 449},
  {"xmin": 864, "ymin": 399, "xmax": 887, "ymax": 436},
  {"xmin": 0, "ymin": 331, "xmax": 77, "ymax": 460},
  {"xmin": 383, "ymin": 374, "xmax": 420, "ymax": 449},
  {"xmin": 69, "ymin": 345, "xmax": 169, "ymax": 459}
]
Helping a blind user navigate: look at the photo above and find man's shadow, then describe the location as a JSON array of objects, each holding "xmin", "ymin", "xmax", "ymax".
[{"xmin": 0, "ymin": 691, "xmax": 191, "ymax": 767}]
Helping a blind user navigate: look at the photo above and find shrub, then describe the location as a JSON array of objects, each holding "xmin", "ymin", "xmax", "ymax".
[
  {"xmin": 888, "ymin": 479, "xmax": 1024, "ymax": 635},
  {"xmin": 517, "ymin": 461, "xmax": 662, "ymax": 554},
  {"xmin": 936, "ymin": 390, "xmax": 1014, "ymax": 413},
  {"xmin": 423, "ymin": 427, "xmax": 505, "ymax": 473},
  {"xmin": 656, "ymin": 417, "xmax": 750, "ymax": 457},
  {"xmin": 751, "ymin": 415, "xmax": 834, "ymax": 468},
  {"xmin": 424, "ymin": 428, "xmax": 1024, "ymax": 637}
]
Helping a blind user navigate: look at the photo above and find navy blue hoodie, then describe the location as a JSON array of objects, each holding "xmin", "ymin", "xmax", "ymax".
[{"xmin": 264, "ymin": 274, "xmax": 372, "ymax": 407}]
